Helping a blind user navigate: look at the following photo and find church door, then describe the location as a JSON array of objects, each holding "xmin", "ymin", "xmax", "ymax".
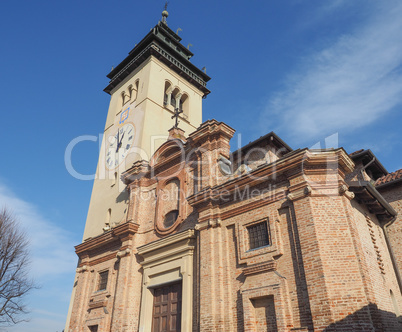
[{"xmin": 152, "ymin": 282, "xmax": 182, "ymax": 332}]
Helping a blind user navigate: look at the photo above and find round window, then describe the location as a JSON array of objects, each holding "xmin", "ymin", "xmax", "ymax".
[{"xmin": 164, "ymin": 210, "xmax": 179, "ymax": 228}]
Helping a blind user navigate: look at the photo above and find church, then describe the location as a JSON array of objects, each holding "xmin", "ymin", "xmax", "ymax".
[{"xmin": 65, "ymin": 10, "xmax": 402, "ymax": 332}]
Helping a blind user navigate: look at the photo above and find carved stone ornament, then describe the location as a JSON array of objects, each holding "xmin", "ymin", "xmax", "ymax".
[
  {"xmin": 116, "ymin": 248, "xmax": 131, "ymax": 258},
  {"xmin": 76, "ymin": 265, "xmax": 88, "ymax": 273},
  {"xmin": 287, "ymin": 185, "xmax": 312, "ymax": 201},
  {"xmin": 339, "ymin": 184, "xmax": 355, "ymax": 200}
]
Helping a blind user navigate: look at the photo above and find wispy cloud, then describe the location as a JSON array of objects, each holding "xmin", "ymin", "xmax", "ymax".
[
  {"xmin": 0, "ymin": 182, "xmax": 77, "ymax": 332},
  {"xmin": 0, "ymin": 184, "xmax": 77, "ymax": 279},
  {"xmin": 262, "ymin": 1, "xmax": 402, "ymax": 144}
]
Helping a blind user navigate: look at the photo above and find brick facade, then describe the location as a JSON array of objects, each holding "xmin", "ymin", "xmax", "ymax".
[
  {"xmin": 376, "ymin": 172, "xmax": 402, "ymax": 296},
  {"xmin": 67, "ymin": 121, "xmax": 402, "ymax": 331}
]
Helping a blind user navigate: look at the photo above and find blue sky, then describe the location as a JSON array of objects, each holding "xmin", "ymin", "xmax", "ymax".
[{"xmin": 1, "ymin": 1, "xmax": 401, "ymax": 331}]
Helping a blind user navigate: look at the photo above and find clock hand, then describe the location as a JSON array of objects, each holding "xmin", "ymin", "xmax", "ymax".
[
  {"xmin": 119, "ymin": 132, "xmax": 125, "ymax": 144},
  {"xmin": 116, "ymin": 130, "xmax": 120, "ymax": 153},
  {"xmin": 117, "ymin": 131, "xmax": 125, "ymax": 152}
]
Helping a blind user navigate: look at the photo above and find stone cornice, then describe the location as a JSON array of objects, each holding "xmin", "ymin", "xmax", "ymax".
[
  {"xmin": 149, "ymin": 139, "xmax": 185, "ymax": 168},
  {"xmin": 187, "ymin": 149, "xmax": 307, "ymax": 207},
  {"xmin": 188, "ymin": 119, "xmax": 235, "ymax": 145},
  {"xmin": 303, "ymin": 149, "xmax": 355, "ymax": 174},
  {"xmin": 243, "ymin": 260, "xmax": 277, "ymax": 276},
  {"xmin": 137, "ymin": 229, "xmax": 195, "ymax": 257},
  {"xmin": 122, "ymin": 160, "xmax": 150, "ymax": 184},
  {"xmin": 187, "ymin": 148, "xmax": 354, "ymax": 208},
  {"xmin": 75, "ymin": 222, "xmax": 139, "ymax": 256},
  {"xmin": 105, "ymin": 31, "xmax": 210, "ymax": 95}
]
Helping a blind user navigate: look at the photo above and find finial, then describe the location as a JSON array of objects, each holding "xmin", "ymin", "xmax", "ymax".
[{"xmin": 162, "ymin": 1, "xmax": 169, "ymax": 24}]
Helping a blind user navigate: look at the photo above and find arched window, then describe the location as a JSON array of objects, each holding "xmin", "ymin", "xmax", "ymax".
[
  {"xmin": 164, "ymin": 81, "xmax": 172, "ymax": 106},
  {"xmin": 171, "ymin": 88, "xmax": 180, "ymax": 108},
  {"xmin": 103, "ymin": 208, "xmax": 112, "ymax": 232},
  {"xmin": 127, "ymin": 84, "xmax": 133, "ymax": 99},
  {"xmin": 106, "ymin": 208, "xmax": 111, "ymax": 224},
  {"xmin": 161, "ymin": 179, "xmax": 180, "ymax": 228},
  {"xmin": 179, "ymin": 93, "xmax": 189, "ymax": 118},
  {"xmin": 133, "ymin": 80, "xmax": 139, "ymax": 101},
  {"xmin": 112, "ymin": 172, "xmax": 117, "ymax": 186}
]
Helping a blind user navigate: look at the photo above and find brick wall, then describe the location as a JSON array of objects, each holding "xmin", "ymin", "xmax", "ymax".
[{"xmin": 68, "ymin": 120, "xmax": 402, "ymax": 331}]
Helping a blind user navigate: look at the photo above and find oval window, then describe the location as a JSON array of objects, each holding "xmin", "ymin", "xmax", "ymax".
[{"xmin": 164, "ymin": 210, "xmax": 179, "ymax": 228}]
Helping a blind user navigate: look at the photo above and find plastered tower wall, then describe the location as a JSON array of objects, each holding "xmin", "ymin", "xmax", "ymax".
[{"xmin": 82, "ymin": 20, "xmax": 208, "ymax": 240}]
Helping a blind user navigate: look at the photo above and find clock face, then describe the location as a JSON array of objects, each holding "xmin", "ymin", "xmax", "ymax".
[{"xmin": 106, "ymin": 123, "xmax": 135, "ymax": 170}]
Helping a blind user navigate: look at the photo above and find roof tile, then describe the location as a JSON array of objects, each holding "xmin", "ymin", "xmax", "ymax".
[{"xmin": 375, "ymin": 168, "xmax": 402, "ymax": 187}]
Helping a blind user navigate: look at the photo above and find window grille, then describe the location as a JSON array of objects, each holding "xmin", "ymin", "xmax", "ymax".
[
  {"xmin": 247, "ymin": 221, "xmax": 270, "ymax": 250},
  {"xmin": 98, "ymin": 271, "xmax": 109, "ymax": 291}
]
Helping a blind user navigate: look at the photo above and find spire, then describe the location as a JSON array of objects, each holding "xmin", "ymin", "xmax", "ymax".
[{"xmin": 161, "ymin": 2, "xmax": 169, "ymax": 25}]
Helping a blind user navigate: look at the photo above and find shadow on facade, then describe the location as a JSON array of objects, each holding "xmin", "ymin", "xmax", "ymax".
[
  {"xmin": 323, "ymin": 303, "xmax": 401, "ymax": 331},
  {"xmin": 115, "ymin": 188, "xmax": 129, "ymax": 204},
  {"xmin": 285, "ymin": 202, "xmax": 315, "ymax": 331}
]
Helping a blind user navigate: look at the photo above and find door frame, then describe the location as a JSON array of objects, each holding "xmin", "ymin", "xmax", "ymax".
[{"xmin": 138, "ymin": 230, "xmax": 195, "ymax": 332}]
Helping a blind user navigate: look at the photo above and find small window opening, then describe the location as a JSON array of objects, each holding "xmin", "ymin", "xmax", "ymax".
[
  {"xmin": 164, "ymin": 81, "xmax": 172, "ymax": 106},
  {"xmin": 247, "ymin": 221, "xmax": 270, "ymax": 250},
  {"xmin": 103, "ymin": 209, "xmax": 111, "ymax": 232},
  {"xmin": 171, "ymin": 88, "xmax": 180, "ymax": 108},
  {"xmin": 127, "ymin": 84, "xmax": 134, "ymax": 99},
  {"xmin": 97, "ymin": 270, "xmax": 109, "ymax": 291},
  {"xmin": 134, "ymin": 80, "xmax": 139, "ymax": 100},
  {"xmin": 107, "ymin": 209, "xmax": 111, "ymax": 224},
  {"xmin": 88, "ymin": 325, "xmax": 98, "ymax": 332},
  {"xmin": 164, "ymin": 210, "xmax": 179, "ymax": 228},
  {"xmin": 170, "ymin": 94, "xmax": 176, "ymax": 107},
  {"xmin": 179, "ymin": 94, "xmax": 189, "ymax": 118}
]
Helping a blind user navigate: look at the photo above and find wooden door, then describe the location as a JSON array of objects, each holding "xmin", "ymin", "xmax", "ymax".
[{"xmin": 152, "ymin": 282, "xmax": 182, "ymax": 332}]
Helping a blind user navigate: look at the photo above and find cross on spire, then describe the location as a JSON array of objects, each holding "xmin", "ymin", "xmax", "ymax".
[
  {"xmin": 164, "ymin": 1, "xmax": 169, "ymax": 11},
  {"xmin": 171, "ymin": 107, "xmax": 183, "ymax": 128}
]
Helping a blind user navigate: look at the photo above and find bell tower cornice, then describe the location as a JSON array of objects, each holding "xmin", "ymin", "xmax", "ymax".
[{"xmin": 104, "ymin": 16, "xmax": 210, "ymax": 96}]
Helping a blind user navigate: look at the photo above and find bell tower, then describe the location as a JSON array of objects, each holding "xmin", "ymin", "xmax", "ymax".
[{"xmin": 83, "ymin": 10, "xmax": 210, "ymax": 239}]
